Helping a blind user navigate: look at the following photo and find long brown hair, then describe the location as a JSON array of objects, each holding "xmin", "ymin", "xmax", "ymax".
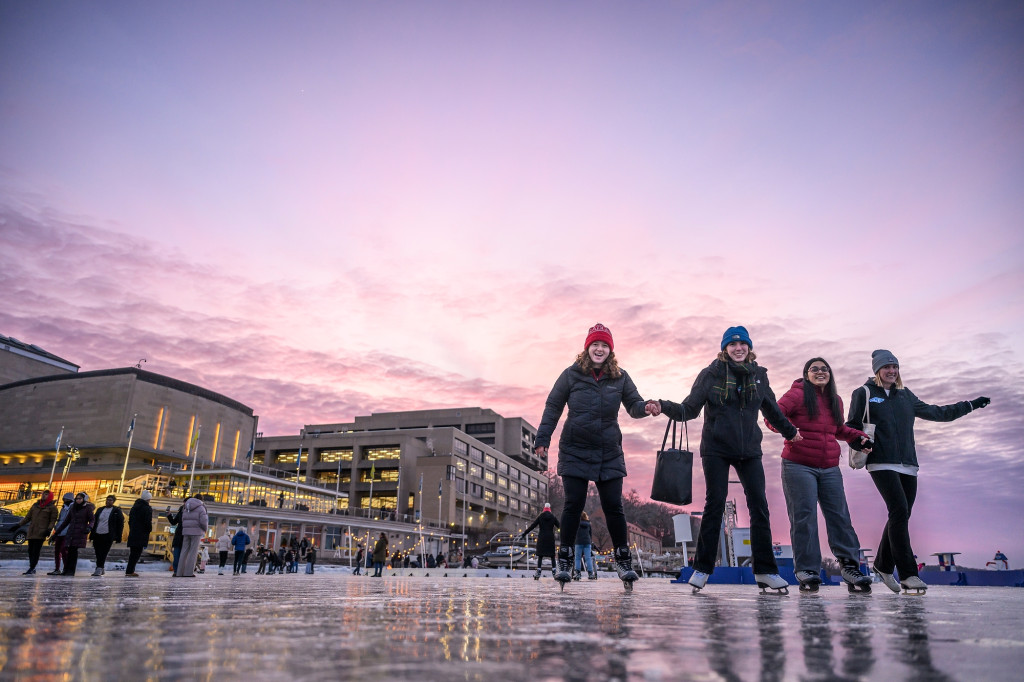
[{"xmin": 575, "ymin": 350, "xmax": 622, "ymax": 378}]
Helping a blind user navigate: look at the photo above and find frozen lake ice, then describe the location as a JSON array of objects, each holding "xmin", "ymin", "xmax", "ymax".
[{"xmin": 1, "ymin": 565, "xmax": 1022, "ymax": 680}]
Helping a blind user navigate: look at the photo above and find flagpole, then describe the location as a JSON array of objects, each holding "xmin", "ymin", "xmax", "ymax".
[
  {"xmin": 438, "ymin": 480, "xmax": 443, "ymax": 559},
  {"xmin": 48, "ymin": 426, "xmax": 64, "ymax": 488},
  {"xmin": 367, "ymin": 461, "xmax": 375, "ymax": 519},
  {"xmin": 117, "ymin": 414, "xmax": 138, "ymax": 494},
  {"xmin": 244, "ymin": 434, "xmax": 256, "ymax": 505},
  {"xmin": 417, "ymin": 473, "xmax": 423, "ymax": 565},
  {"xmin": 294, "ymin": 440, "xmax": 303, "ymax": 506},
  {"xmin": 187, "ymin": 424, "xmax": 201, "ymax": 493}
]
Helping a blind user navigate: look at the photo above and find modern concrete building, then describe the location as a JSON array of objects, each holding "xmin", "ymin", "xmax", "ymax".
[
  {"xmin": 0, "ymin": 334, "xmax": 78, "ymax": 385},
  {"xmin": 256, "ymin": 408, "xmax": 548, "ymax": 541}
]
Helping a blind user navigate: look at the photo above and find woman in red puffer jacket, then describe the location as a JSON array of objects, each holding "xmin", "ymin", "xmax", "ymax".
[{"xmin": 767, "ymin": 357, "xmax": 873, "ymax": 591}]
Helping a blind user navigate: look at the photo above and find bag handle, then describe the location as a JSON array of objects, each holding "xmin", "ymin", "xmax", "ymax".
[
  {"xmin": 660, "ymin": 417, "xmax": 690, "ymax": 451},
  {"xmin": 861, "ymin": 386, "xmax": 871, "ymax": 426}
]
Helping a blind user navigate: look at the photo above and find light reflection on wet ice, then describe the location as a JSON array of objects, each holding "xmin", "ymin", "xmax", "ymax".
[{"xmin": 1, "ymin": 574, "xmax": 1022, "ymax": 681}]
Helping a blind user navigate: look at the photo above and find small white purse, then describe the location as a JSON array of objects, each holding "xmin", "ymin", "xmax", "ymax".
[{"xmin": 849, "ymin": 386, "xmax": 875, "ymax": 470}]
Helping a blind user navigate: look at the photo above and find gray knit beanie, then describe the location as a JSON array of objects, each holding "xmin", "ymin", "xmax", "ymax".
[{"xmin": 872, "ymin": 349, "xmax": 899, "ymax": 374}]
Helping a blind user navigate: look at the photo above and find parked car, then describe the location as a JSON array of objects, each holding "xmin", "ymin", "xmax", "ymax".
[{"xmin": 0, "ymin": 508, "xmax": 27, "ymax": 544}]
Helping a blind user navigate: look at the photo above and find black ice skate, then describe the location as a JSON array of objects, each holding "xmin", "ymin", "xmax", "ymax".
[
  {"xmin": 795, "ymin": 569, "xmax": 822, "ymax": 593},
  {"xmin": 571, "ymin": 568, "xmax": 581, "ymax": 581},
  {"xmin": 754, "ymin": 573, "xmax": 789, "ymax": 594},
  {"xmin": 840, "ymin": 559, "xmax": 872, "ymax": 593},
  {"xmin": 554, "ymin": 546, "xmax": 573, "ymax": 591},
  {"xmin": 613, "ymin": 546, "xmax": 638, "ymax": 592},
  {"xmin": 533, "ymin": 566, "xmax": 542, "ymax": 581}
]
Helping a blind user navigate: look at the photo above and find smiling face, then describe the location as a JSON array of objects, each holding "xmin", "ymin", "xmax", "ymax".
[
  {"xmin": 877, "ymin": 363, "xmax": 900, "ymax": 388},
  {"xmin": 587, "ymin": 341, "xmax": 610, "ymax": 366},
  {"xmin": 806, "ymin": 362, "xmax": 831, "ymax": 387},
  {"xmin": 725, "ymin": 341, "xmax": 749, "ymax": 362}
]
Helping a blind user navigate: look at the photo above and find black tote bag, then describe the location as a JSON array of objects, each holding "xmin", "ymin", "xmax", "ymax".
[{"xmin": 650, "ymin": 418, "xmax": 693, "ymax": 506}]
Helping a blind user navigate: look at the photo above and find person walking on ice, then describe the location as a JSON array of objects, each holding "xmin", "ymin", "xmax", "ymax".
[
  {"xmin": 657, "ymin": 326, "xmax": 801, "ymax": 594},
  {"xmin": 534, "ymin": 323, "xmax": 660, "ymax": 591}
]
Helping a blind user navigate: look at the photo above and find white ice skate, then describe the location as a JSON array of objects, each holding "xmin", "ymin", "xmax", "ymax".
[
  {"xmin": 872, "ymin": 565, "xmax": 901, "ymax": 593},
  {"xmin": 900, "ymin": 575, "xmax": 928, "ymax": 595},
  {"xmin": 754, "ymin": 573, "xmax": 789, "ymax": 594},
  {"xmin": 688, "ymin": 570, "xmax": 709, "ymax": 593}
]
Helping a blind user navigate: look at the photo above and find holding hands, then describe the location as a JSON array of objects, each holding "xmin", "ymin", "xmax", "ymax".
[{"xmin": 644, "ymin": 400, "xmax": 661, "ymax": 416}]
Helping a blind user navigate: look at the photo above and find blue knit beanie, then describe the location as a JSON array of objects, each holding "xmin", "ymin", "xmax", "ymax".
[{"xmin": 721, "ymin": 326, "xmax": 753, "ymax": 350}]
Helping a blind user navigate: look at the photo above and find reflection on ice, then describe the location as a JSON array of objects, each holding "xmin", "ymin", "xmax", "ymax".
[{"xmin": 0, "ymin": 572, "xmax": 1021, "ymax": 681}]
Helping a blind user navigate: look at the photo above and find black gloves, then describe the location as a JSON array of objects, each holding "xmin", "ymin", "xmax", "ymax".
[{"xmin": 970, "ymin": 397, "xmax": 991, "ymax": 410}]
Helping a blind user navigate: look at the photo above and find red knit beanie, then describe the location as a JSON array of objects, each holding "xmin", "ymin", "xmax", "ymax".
[{"xmin": 584, "ymin": 323, "xmax": 614, "ymax": 352}]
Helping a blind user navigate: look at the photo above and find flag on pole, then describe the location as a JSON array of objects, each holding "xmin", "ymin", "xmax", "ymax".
[
  {"xmin": 419, "ymin": 473, "xmax": 423, "ymax": 494},
  {"xmin": 189, "ymin": 426, "xmax": 200, "ymax": 454},
  {"xmin": 370, "ymin": 462, "xmax": 375, "ymax": 479},
  {"xmin": 245, "ymin": 436, "xmax": 255, "ymax": 461},
  {"xmin": 126, "ymin": 416, "xmax": 136, "ymax": 439},
  {"xmin": 438, "ymin": 481, "xmax": 443, "ymax": 497},
  {"xmin": 55, "ymin": 430, "xmax": 62, "ymax": 452}
]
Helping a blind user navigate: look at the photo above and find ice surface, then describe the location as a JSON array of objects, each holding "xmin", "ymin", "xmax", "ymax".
[{"xmin": 1, "ymin": 566, "xmax": 1022, "ymax": 681}]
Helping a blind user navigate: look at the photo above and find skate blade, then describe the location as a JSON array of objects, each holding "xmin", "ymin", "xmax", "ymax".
[
  {"xmin": 757, "ymin": 585, "xmax": 789, "ymax": 594},
  {"xmin": 902, "ymin": 588, "xmax": 927, "ymax": 595},
  {"xmin": 623, "ymin": 580, "xmax": 633, "ymax": 592}
]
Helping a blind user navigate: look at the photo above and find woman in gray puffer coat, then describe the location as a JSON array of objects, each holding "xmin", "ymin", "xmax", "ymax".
[
  {"xmin": 535, "ymin": 323, "xmax": 659, "ymax": 585},
  {"xmin": 174, "ymin": 496, "xmax": 208, "ymax": 577}
]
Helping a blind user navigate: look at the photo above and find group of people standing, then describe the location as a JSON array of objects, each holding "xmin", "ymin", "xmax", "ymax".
[
  {"xmin": 533, "ymin": 323, "xmax": 989, "ymax": 593},
  {"xmin": 13, "ymin": 489, "xmax": 154, "ymax": 577}
]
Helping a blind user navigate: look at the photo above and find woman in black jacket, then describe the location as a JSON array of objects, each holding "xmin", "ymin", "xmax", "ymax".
[
  {"xmin": 846, "ymin": 350, "xmax": 989, "ymax": 594},
  {"xmin": 659, "ymin": 326, "xmax": 800, "ymax": 593},
  {"xmin": 124, "ymin": 490, "xmax": 153, "ymax": 577},
  {"xmin": 535, "ymin": 323, "xmax": 658, "ymax": 589}
]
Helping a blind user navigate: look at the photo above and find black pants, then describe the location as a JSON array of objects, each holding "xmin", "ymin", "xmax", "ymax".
[
  {"xmin": 126, "ymin": 546, "xmax": 144, "ymax": 573},
  {"xmin": 219, "ymin": 550, "xmax": 229, "ymax": 569},
  {"xmin": 560, "ymin": 476, "xmax": 628, "ymax": 548},
  {"xmin": 694, "ymin": 455, "xmax": 778, "ymax": 575},
  {"xmin": 64, "ymin": 547, "xmax": 80, "ymax": 575},
  {"xmin": 27, "ymin": 538, "xmax": 44, "ymax": 569},
  {"xmin": 93, "ymin": 534, "xmax": 115, "ymax": 569},
  {"xmin": 233, "ymin": 550, "xmax": 246, "ymax": 573},
  {"xmin": 869, "ymin": 470, "xmax": 919, "ymax": 579}
]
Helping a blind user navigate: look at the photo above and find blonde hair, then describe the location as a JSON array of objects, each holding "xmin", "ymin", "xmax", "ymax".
[
  {"xmin": 575, "ymin": 350, "xmax": 622, "ymax": 378},
  {"xmin": 873, "ymin": 370, "xmax": 903, "ymax": 390},
  {"xmin": 581, "ymin": 512, "xmax": 589, "ymax": 521}
]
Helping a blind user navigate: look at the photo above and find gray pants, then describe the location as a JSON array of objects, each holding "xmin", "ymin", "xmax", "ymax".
[
  {"xmin": 781, "ymin": 460, "xmax": 860, "ymax": 573},
  {"xmin": 176, "ymin": 535, "xmax": 202, "ymax": 577}
]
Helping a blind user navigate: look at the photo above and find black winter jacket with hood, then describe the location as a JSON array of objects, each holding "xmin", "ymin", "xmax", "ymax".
[
  {"xmin": 660, "ymin": 359, "xmax": 797, "ymax": 460},
  {"xmin": 535, "ymin": 364, "xmax": 649, "ymax": 481},
  {"xmin": 846, "ymin": 379, "xmax": 973, "ymax": 468},
  {"xmin": 522, "ymin": 510, "xmax": 560, "ymax": 555}
]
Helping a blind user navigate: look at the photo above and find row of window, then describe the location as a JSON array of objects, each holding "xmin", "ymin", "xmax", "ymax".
[{"xmin": 274, "ymin": 446, "xmax": 398, "ymax": 466}]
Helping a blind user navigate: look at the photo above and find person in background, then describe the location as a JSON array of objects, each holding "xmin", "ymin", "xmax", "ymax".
[
  {"xmin": 125, "ymin": 490, "xmax": 153, "ymax": 577},
  {"xmin": 255, "ymin": 545, "xmax": 268, "ymax": 574},
  {"xmin": 216, "ymin": 528, "xmax": 232, "ymax": 575},
  {"xmin": 165, "ymin": 500, "xmax": 186, "ymax": 573},
  {"xmin": 51, "ymin": 492, "xmax": 95, "ymax": 577},
  {"xmin": 16, "ymin": 490, "xmax": 58, "ymax": 575},
  {"xmin": 90, "ymin": 495, "xmax": 125, "ymax": 577},
  {"xmin": 846, "ymin": 349, "xmax": 990, "ymax": 594},
  {"xmin": 198, "ymin": 543, "xmax": 210, "ymax": 574},
  {"xmin": 48, "ymin": 492, "xmax": 75, "ymax": 575},
  {"xmin": 573, "ymin": 511, "xmax": 597, "ymax": 581},
  {"xmin": 232, "ymin": 527, "xmax": 251, "ymax": 575},
  {"xmin": 521, "ymin": 503, "xmax": 560, "ymax": 580},
  {"xmin": 243, "ymin": 545, "xmax": 253, "ymax": 573},
  {"xmin": 306, "ymin": 543, "xmax": 317, "ymax": 574},
  {"xmin": 174, "ymin": 496, "xmax": 208, "ymax": 577},
  {"xmin": 372, "ymin": 532, "xmax": 388, "ymax": 577},
  {"xmin": 353, "ymin": 545, "xmax": 364, "ymax": 575},
  {"xmin": 658, "ymin": 326, "xmax": 801, "ymax": 593}
]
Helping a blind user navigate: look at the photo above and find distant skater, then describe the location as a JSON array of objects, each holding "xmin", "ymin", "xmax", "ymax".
[
  {"xmin": 534, "ymin": 323, "xmax": 658, "ymax": 590},
  {"xmin": 16, "ymin": 490, "xmax": 57, "ymax": 575},
  {"xmin": 175, "ymin": 496, "xmax": 208, "ymax": 577},
  {"xmin": 372, "ymin": 532, "xmax": 388, "ymax": 577},
  {"xmin": 51, "ymin": 492, "xmax": 95, "ymax": 577},
  {"xmin": 573, "ymin": 512, "xmax": 597, "ymax": 580},
  {"xmin": 658, "ymin": 326, "xmax": 801, "ymax": 594},
  {"xmin": 846, "ymin": 350, "xmax": 990, "ymax": 594},
  {"xmin": 521, "ymin": 503, "xmax": 559, "ymax": 580},
  {"xmin": 125, "ymin": 491, "xmax": 153, "ymax": 577}
]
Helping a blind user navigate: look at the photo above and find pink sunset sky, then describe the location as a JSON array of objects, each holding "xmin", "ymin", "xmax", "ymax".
[{"xmin": 1, "ymin": 2, "xmax": 1022, "ymax": 569}]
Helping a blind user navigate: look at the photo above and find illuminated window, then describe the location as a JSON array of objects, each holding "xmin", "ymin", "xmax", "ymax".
[
  {"xmin": 365, "ymin": 446, "xmax": 401, "ymax": 461},
  {"xmin": 483, "ymin": 489, "xmax": 495, "ymax": 503},
  {"xmin": 484, "ymin": 454, "xmax": 496, "ymax": 468},
  {"xmin": 484, "ymin": 471, "xmax": 496, "ymax": 484},
  {"xmin": 275, "ymin": 450, "xmax": 307, "ymax": 465},
  {"xmin": 510, "ymin": 498, "xmax": 520, "ymax": 511},
  {"xmin": 319, "ymin": 449, "xmax": 353, "ymax": 463},
  {"xmin": 360, "ymin": 469, "xmax": 399, "ymax": 483},
  {"xmin": 510, "ymin": 481, "xmax": 520, "ymax": 494},
  {"xmin": 497, "ymin": 494, "xmax": 508, "ymax": 507},
  {"xmin": 469, "ymin": 464, "xmax": 482, "ymax": 478},
  {"xmin": 498, "ymin": 476, "xmax": 508, "ymax": 489},
  {"xmin": 454, "ymin": 458, "xmax": 466, "ymax": 473},
  {"xmin": 360, "ymin": 494, "xmax": 397, "ymax": 510}
]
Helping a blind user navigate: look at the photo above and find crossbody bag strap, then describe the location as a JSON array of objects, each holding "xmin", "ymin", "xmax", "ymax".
[{"xmin": 862, "ymin": 385, "xmax": 871, "ymax": 425}]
